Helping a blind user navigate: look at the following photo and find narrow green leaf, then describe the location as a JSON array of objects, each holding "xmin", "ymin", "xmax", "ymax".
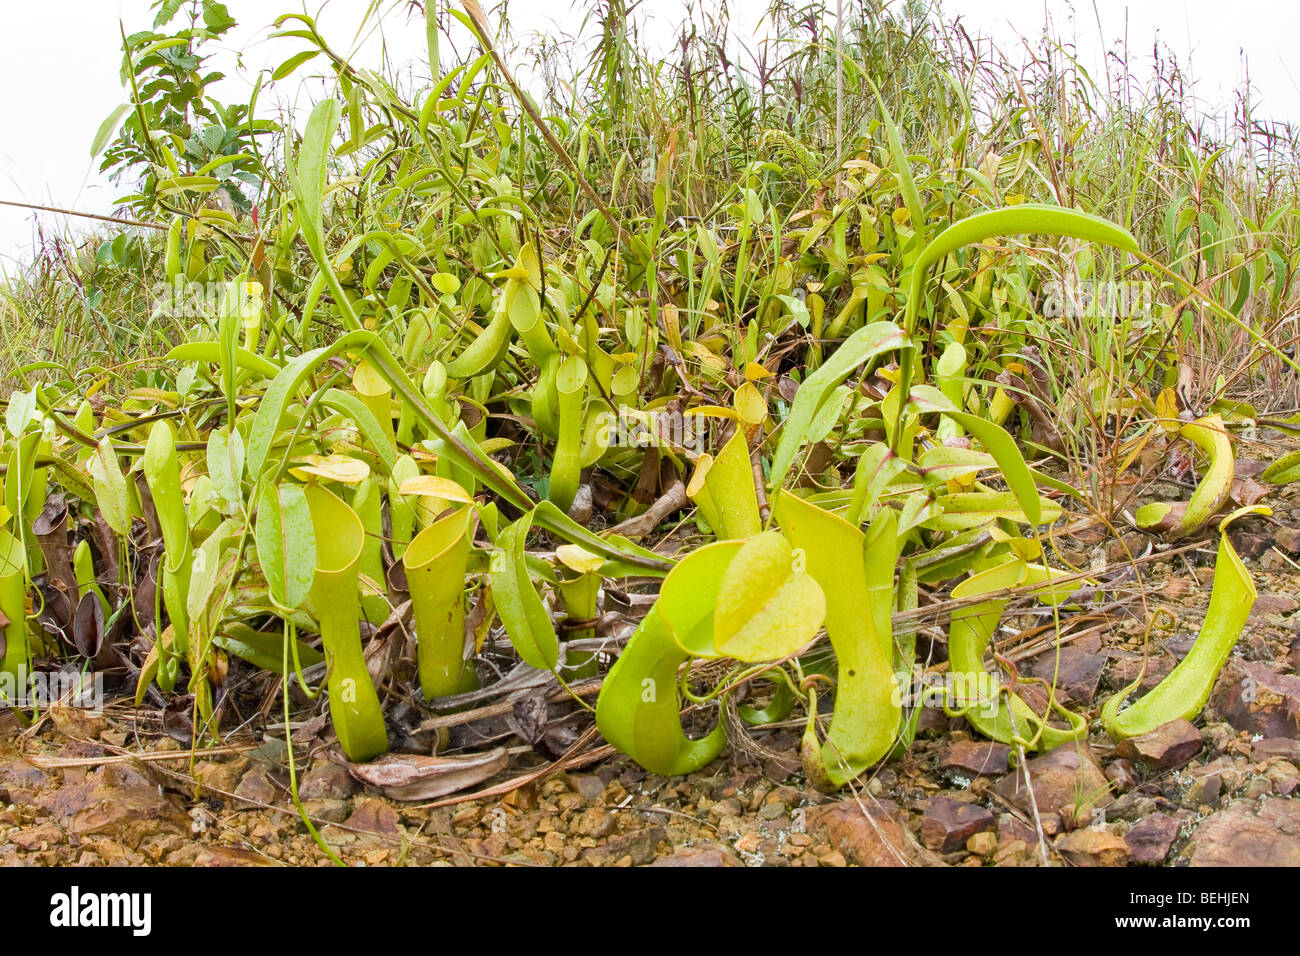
[
  {"xmin": 910, "ymin": 385, "xmax": 1042, "ymax": 525},
  {"xmin": 215, "ymin": 623, "xmax": 325, "ymax": 674},
  {"xmin": 769, "ymin": 321, "xmax": 910, "ymax": 492},
  {"xmin": 88, "ymin": 437, "xmax": 132, "ymax": 536},
  {"xmin": 206, "ymin": 426, "xmax": 245, "ymax": 511},
  {"xmin": 489, "ymin": 514, "xmax": 558, "ymax": 670},
  {"xmin": 255, "ymin": 482, "xmax": 315, "ymax": 609},
  {"xmin": 91, "ymin": 104, "xmax": 132, "ymax": 158}
]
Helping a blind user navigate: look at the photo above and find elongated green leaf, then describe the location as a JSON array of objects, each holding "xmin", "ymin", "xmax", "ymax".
[
  {"xmin": 6, "ymin": 389, "xmax": 35, "ymax": 438},
  {"xmin": 88, "ymin": 437, "xmax": 132, "ymax": 535},
  {"xmin": 293, "ymin": 99, "xmax": 340, "ymax": 256},
  {"xmin": 206, "ymin": 426, "xmax": 245, "ymax": 511},
  {"xmin": 320, "ymin": 388, "xmax": 397, "ymax": 476},
  {"xmin": 255, "ymin": 482, "xmax": 315, "ymax": 609},
  {"xmin": 218, "ymin": 280, "xmax": 242, "ymax": 425},
  {"xmin": 770, "ymin": 321, "xmax": 910, "ymax": 492},
  {"xmin": 1263, "ymin": 448, "xmax": 1300, "ymax": 484},
  {"xmin": 918, "ymin": 445, "xmax": 997, "ymax": 483},
  {"xmin": 189, "ymin": 519, "xmax": 237, "ymax": 623},
  {"xmin": 845, "ymin": 442, "xmax": 908, "ymax": 526},
  {"xmin": 926, "ymin": 491, "xmax": 1061, "ymax": 530},
  {"xmin": 890, "ymin": 203, "xmax": 1141, "ymax": 454},
  {"xmin": 904, "ymin": 205, "xmax": 1139, "ymax": 337},
  {"xmin": 490, "ymin": 514, "xmax": 558, "ymax": 670},
  {"xmin": 292, "ymin": 99, "xmax": 364, "ymax": 334},
  {"xmin": 247, "ymin": 345, "xmax": 330, "ymax": 481},
  {"xmin": 215, "ymin": 623, "xmax": 325, "ymax": 674},
  {"xmin": 910, "ymin": 385, "xmax": 1042, "ymax": 525},
  {"xmin": 869, "ymin": 80, "xmax": 926, "ymax": 249},
  {"xmin": 272, "ymin": 48, "xmax": 320, "ymax": 80},
  {"xmin": 91, "ymin": 104, "xmax": 132, "ymax": 157},
  {"xmin": 165, "ymin": 341, "xmax": 280, "ymax": 379}
]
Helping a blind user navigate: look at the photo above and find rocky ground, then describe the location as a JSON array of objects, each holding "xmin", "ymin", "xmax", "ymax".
[{"xmin": 2, "ymin": 445, "xmax": 1300, "ymax": 867}]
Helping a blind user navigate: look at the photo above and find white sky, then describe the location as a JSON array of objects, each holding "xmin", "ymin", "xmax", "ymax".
[{"xmin": 1, "ymin": 0, "xmax": 1298, "ymax": 265}]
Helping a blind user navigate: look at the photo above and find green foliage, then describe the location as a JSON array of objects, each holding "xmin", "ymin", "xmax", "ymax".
[{"xmin": 0, "ymin": 0, "xmax": 1283, "ymax": 794}]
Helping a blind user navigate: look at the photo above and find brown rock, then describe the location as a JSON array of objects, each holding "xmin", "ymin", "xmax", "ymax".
[
  {"xmin": 42, "ymin": 762, "xmax": 187, "ymax": 849},
  {"xmin": 0, "ymin": 757, "xmax": 49, "ymax": 792},
  {"xmin": 939, "ymin": 740, "xmax": 1012, "ymax": 777},
  {"xmin": 48, "ymin": 707, "xmax": 108, "ymax": 740},
  {"xmin": 808, "ymin": 800, "xmax": 912, "ymax": 866},
  {"xmin": 914, "ymin": 707, "xmax": 950, "ymax": 738},
  {"xmin": 1105, "ymin": 758, "xmax": 1138, "ymax": 793},
  {"xmin": 707, "ymin": 797, "xmax": 744, "ymax": 819},
  {"xmin": 992, "ymin": 743, "xmax": 1112, "ymax": 819},
  {"xmin": 992, "ymin": 840, "xmax": 1029, "ymax": 866},
  {"xmin": 1106, "ymin": 651, "xmax": 1175, "ymax": 691},
  {"xmin": 1114, "ymin": 718, "xmax": 1203, "ymax": 770},
  {"xmin": 1202, "ymin": 721, "xmax": 1237, "ymax": 754},
  {"xmin": 581, "ymin": 826, "xmax": 666, "ymax": 866},
  {"xmin": 9, "ymin": 823, "xmax": 64, "ymax": 851},
  {"xmin": 1257, "ymin": 795, "xmax": 1300, "ymax": 835},
  {"xmin": 1274, "ymin": 526, "xmax": 1300, "ymax": 553},
  {"xmin": 1187, "ymin": 801, "xmax": 1300, "ymax": 866},
  {"xmin": 1228, "ymin": 531, "xmax": 1271, "ymax": 559},
  {"xmin": 1251, "ymin": 593, "xmax": 1299, "ymax": 618},
  {"xmin": 966, "ymin": 831, "xmax": 998, "ymax": 857},
  {"xmin": 573, "ymin": 807, "xmax": 618, "ymax": 838},
  {"xmin": 1028, "ymin": 646, "xmax": 1105, "ymax": 705},
  {"xmin": 233, "ymin": 767, "xmax": 279, "ymax": 805},
  {"xmin": 1105, "ymin": 531, "xmax": 1149, "ymax": 564},
  {"xmin": 1193, "ymin": 755, "xmax": 1245, "ymax": 792},
  {"xmin": 1124, "ymin": 812, "xmax": 1181, "ymax": 865},
  {"xmin": 194, "ymin": 757, "xmax": 249, "ymax": 794},
  {"xmin": 302, "ymin": 798, "xmax": 349, "ymax": 824},
  {"xmin": 1211, "ymin": 661, "xmax": 1300, "ymax": 738},
  {"xmin": 299, "ymin": 761, "xmax": 359, "ymax": 801},
  {"xmin": 920, "ymin": 796, "xmax": 996, "ymax": 852},
  {"xmin": 1230, "ymin": 475, "xmax": 1270, "ymax": 508},
  {"xmin": 997, "ymin": 813, "xmax": 1039, "ymax": 845},
  {"xmin": 1056, "ymin": 827, "xmax": 1130, "ymax": 867},
  {"xmin": 1182, "ymin": 773, "xmax": 1222, "ymax": 809},
  {"xmin": 647, "ymin": 845, "xmax": 742, "ymax": 867},
  {"xmin": 565, "ymin": 773, "xmax": 606, "ymax": 804},
  {"xmin": 345, "ymin": 798, "xmax": 402, "ymax": 836},
  {"xmin": 193, "ymin": 846, "xmax": 272, "ymax": 866},
  {"xmin": 1038, "ymin": 813, "xmax": 1063, "ymax": 836}
]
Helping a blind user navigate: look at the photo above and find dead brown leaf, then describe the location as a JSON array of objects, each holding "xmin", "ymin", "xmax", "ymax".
[{"xmin": 347, "ymin": 748, "xmax": 509, "ymax": 800}]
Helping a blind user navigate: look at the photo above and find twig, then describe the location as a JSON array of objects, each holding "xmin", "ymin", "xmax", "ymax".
[
  {"xmin": 417, "ymin": 678, "xmax": 603, "ymax": 732},
  {"xmin": 0, "ymin": 198, "xmax": 167, "ymax": 232},
  {"xmin": 26, "ymin": 742, "xmax": 257, "ymax": 769},
  {"xmin": 607, "ymin": 478, "xmax": 689, "ymax": 538}
]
